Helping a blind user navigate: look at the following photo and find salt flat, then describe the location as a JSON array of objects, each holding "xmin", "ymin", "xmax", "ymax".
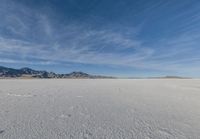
[{"xmin": 0, "ymin": 79, "xmax": 200, "ymax": 139}]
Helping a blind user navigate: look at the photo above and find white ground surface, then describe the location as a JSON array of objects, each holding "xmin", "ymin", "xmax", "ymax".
[{"xmin": 0, "ymin": 79, "xmax": 200, "ymax": 139}]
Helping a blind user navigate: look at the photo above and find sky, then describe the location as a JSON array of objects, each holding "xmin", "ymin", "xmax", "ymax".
[{"xmin": 0, "ymin": 0, "xmax": 200, "ymax": 77}]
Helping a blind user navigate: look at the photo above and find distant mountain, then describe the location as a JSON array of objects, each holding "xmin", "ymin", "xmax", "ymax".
[
  {"xmin": 0, "ymin": 66, "xmax": 113, "ymax": 79},
  {"xmin": 0, "ymin": 66, "xmax": 22, "ymax": 77},
  {"xmin": 147, "ymin": 76, "xmax": 191, "ymax": 79}
]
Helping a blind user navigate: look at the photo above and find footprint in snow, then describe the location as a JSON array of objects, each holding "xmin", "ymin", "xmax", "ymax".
[{"xmin": 0, "ymin": 130, "xmax": 5, "ymax": 134}]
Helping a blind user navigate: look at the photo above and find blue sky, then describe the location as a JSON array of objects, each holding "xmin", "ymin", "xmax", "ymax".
[{"xmin": 0, "ymin": 0, "xmax": 200, "ymax": 77}]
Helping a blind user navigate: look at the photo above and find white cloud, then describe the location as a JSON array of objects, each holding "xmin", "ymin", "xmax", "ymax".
[{"xmin": 1, "ymin": 0, "xmax": 200, "ymax": 76}]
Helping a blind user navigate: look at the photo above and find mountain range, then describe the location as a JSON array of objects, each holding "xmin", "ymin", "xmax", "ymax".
[
  {"xmin": 0, "ymin": 66, "xmax": 190, "ymax": 79},
  {"xmin": 0, "ymin": 66, "xmax": 113, "ymax": 79}
]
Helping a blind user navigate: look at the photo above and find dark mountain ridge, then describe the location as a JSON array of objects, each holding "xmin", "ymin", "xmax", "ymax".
[{"xmin": 0, "ymin": 66, "xmax": 113, "ymax": 78}]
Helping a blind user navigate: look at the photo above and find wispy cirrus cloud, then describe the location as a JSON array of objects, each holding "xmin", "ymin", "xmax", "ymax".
[
  {"xmin": 0, "ymin": 0, "xmax": 149, "ymax": 68},
  {"xmin": 1, "ymin": 0, "xmax": 200, "ymax": 76}
]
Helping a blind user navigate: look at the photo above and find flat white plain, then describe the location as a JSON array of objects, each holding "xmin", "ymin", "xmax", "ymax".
[{"xmin": 0, "ymin": 79, "xmax": 200, "ymax": 139}]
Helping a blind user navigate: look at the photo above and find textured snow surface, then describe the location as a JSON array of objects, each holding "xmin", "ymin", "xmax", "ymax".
[{"xmin": 0, "ymin": 79, "xmax": 200, "ymax": 139}]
